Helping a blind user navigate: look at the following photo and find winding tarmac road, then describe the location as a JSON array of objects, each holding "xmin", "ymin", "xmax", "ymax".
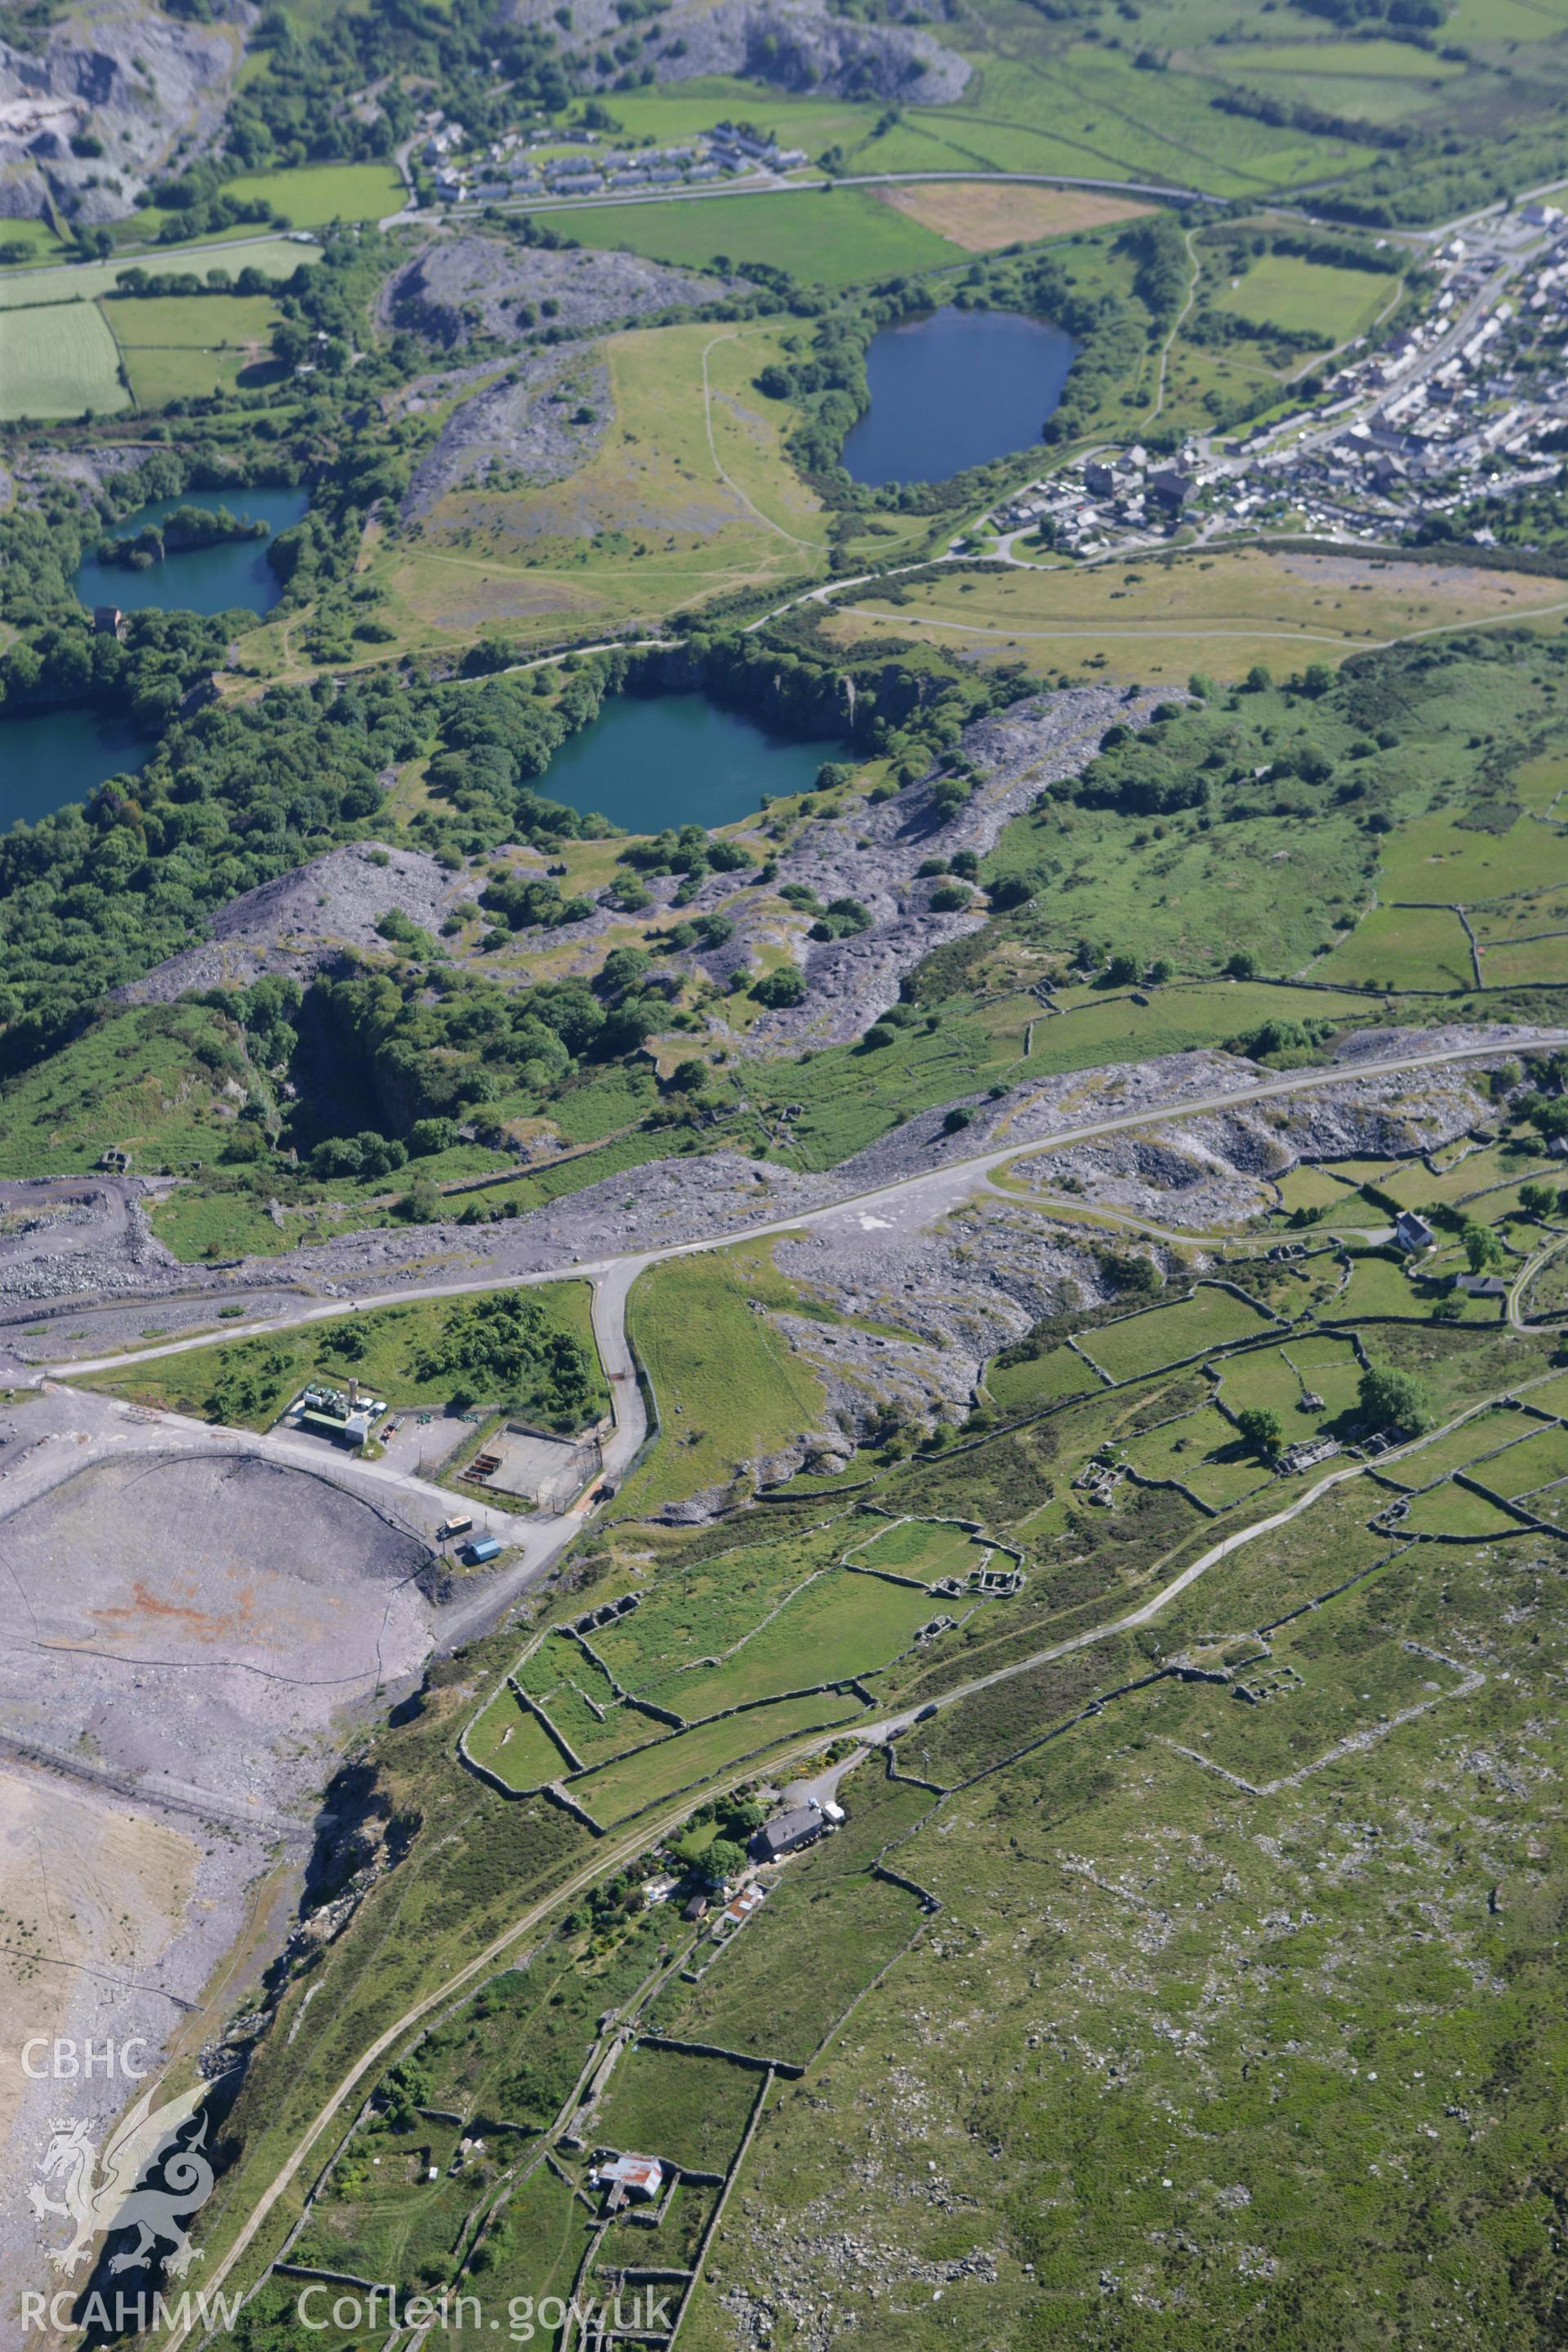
[{"xmin": 37, "ymin": 1031, "xmax": 1566, "ymax": 1695}]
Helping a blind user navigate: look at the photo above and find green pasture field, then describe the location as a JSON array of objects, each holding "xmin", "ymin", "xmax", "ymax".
[
  {"xmin": 0, "ymin": 1004, "xmax": 258, "ymax": 1179},
  {"xmin": 652, "ymin": 1781, "xmax": 929, "ymax": 2066},
  {"xmin": 1120, "ymin": 1401, "xmax": 1273, "ymax": 1510},
  {"xmin": 1517, "ymin": 1365, "xmax": 1568, "ymax": 1419},
  {"xmin": 111, "ymin": 291, "xmax": 281, "ymax": 405},
  {"xmin": 0, "ymin": 218, "xmax": 69, "ymax": 266},
  {"xmin": 1376, "ymin": 809, "xmax": 1568, "ymax": 903},
  {"xmin": 1211, "ymin": 252, "xmax": 1402, "ymax": 344},
  {"xmin": 517, "ymin": 1639, "xmax": 653, "ymax": 1762},
  {"xmin": 1214, "ymin": 38, "xmax": 1465, "ymax": 127},
  {"xmin": 1165, "ymin": 1479, "xmax": 1401, "ymax": 1634},
  {"xmin": 1215, "ymin": 1335, "xmax": 1365, "ymax": 1428},
  {"xmin": 1401, "ymin": 1480, "xmax": 1527, "ymax": 1538},
  {"xmin": 0, "ymin": 298, "xmax": 127, "ymax": 420},
  {"xmin": 568, "ymin": 1689, "xmax": 866, "ymax": 1825},
  {"xmin": 1326, "ymin": 1250, "xmax": 1437, "ymax": 1321},
  {"xmin": 0, "ymin": 236, "xmax": 314, "ymax": 310},
  {"xmin": 825, "ymin": 547, "xmax": 1567, "ymax": 697},
  {"xmin": 985, "ymin": 1339, "xmax": 1101, "ymax": 1414},
  {"xmin": 894, "ymin": 1629, "xmax": 1150, "ymax": 1787},
  {"xmin": 594, "ymin": 2047, "xmax": 760, "ymax": 2176},
  {"xmin": 465, "ymin": 1686, "xmax": 568, "ymax": 1792},
  {"xmin": 290, "ymin": 2142, "xmax": 476, "ymax": 2299},
  {"xmin": 900, "ymin": 49, "xmax": 1372, "ymax": 195},
  {"xmin": 416, "ymin": 1917, "xmax": 668, "ymax": 2125},
  {"xmin": 1272, "ymin": 1164, "xmax": 1360, "ymax": 1217},
  {"xmin": 1510, "ymin": 750, "xmax": 1568, "ymax": 815},
  {"xmin": 654, "ymin": 1869, "xmax": 922, "ymax": 2070},
  {"xmin": 371, "ymin": 317, "xmax": 864, "ymax": 666},
  {"xmin": 614, "ymin": 1245, "xmax": 830, "ymax": 1521},
  {"xmin": 1468, "ymin": 892, "xmax": 1568, "ymax": 942},
  {"xmin": 1232, "ymin": 35, "xmax": 1468, "ymax": 81},
  {"xmin": 1164, "ymin": 1601, "xmax": 1475, "ymax": 1787},
  {"xmin": 590, "ymin": 1535, "xmax": 839, "ymax": 1694},
  {"xmin": 634, "ymin": 1567, "xmax": 937, "ymax": 1718},
  {"xmin": 1075, "ymin": 1286, "xmax": 1281, "ymax": 1384},
  {"xmin": 846, "ymin": 1516, "xmax": 988, "ymax": 1583},
  {"xmin": 580, "ymin": 80, "xmax": 875, "ymax": 153},
  {"xmin": 572, "ymin": 185, "xmax": 961, "ymax": 286},
  {"xmin": 457, "ymin": 2162, "xmax": 586, "ymax": 2308},
  {"xmin": 764, "ymin": 982, "xmax": 1379, "ymax": 1173},
  {"xmin": 1514, "ymin": 1476, "xmax": 1568, "ymax": 1528},
  {"xmin": 78, "ymin": 1281, "xmax": 604, "ymax": 1429},
  {"xmin": 1313, "ymin": 902, "xmax": 1475, "ymax": 992},
  {"xmin": 220, "ymin": 161, "xmax": 405, "ymax": 226},
  {"xmin": 1484, "ymin": 934, "xmax": 1568, "ymax": 987},
  {"xmin": 599, "ymin": 2179, "xmax": 718, "ymax": 2273},
  {"xmin": 1362, "ymin": 1144, "xmax": 1549, "ymax": 1214},
  {"xmin": 1473, "ymin": 1420, "xmax": 1568, "ymax": 1497}
]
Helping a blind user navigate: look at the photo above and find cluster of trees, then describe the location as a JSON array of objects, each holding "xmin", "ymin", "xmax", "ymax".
[
  {"xmin": 411, "ymin": 1292, "xmax": 598, "ymax": 1424},
  {"xmin": 480, "ymin": 872, "xmax": 595, "ymax": 933},
  {"xmin": 308, "ymin": 929, "xmax": 689, "ymax": 1139},
  {"xmin": 138, "ymin": 163, "xmax": 278, "ymax": 246},
  {"xmin": 0, "ymin": 604, "xmax": 238, "ymax": 729},
  {"xmin": 1117, "ymin": 213, "xmax": 1189, "ymax": 332},
  {"xmin": 95, "ymin": 505, "xmax": 267, "ymax": 572},
  {"xmin": 0, "ymin": 670, "xmax": 424, "ymax": 1076},
  {"xmin": 1211, "ymin": 80, "xmax": 1411, "ymax": 155},
  {"xmin": 214, "ymin": 0, "xmax": 571, "ymax": 180},
  {"xmin": 1237, "ymin": 1361, "xmax": 1431, "ymax": 1463}
]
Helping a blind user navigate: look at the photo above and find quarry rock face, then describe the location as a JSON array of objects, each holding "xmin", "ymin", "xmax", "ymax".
[{"xmin": 0, "ymin": 0, "xmax": 241, "ymax": 221}]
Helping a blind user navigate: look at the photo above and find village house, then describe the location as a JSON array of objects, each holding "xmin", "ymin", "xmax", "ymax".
[
  {"xmin": 593, "ymin": 2152, "xmax": 664, "ymax": 2212},
  {"xmin": 751, "ymin": 1805, "xmax": 826, "ymax": 1862}
]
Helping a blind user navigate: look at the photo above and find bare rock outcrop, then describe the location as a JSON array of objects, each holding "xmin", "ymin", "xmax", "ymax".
[
  {"xmin": 378, "ymin": 235, "xmax": 746, "ymax": 347},
  {"xmin": 401, "ymin": 342, "xmax": 612, "ymax": 517},
  {"xmin": 503, "ymin": 0, "xmax": 970, "ymax": 104},
  {"xmin": 670, "ymin": 684, "xmax": 1174, "ymax": 1058},
  {"xmin": 0, "ymin": 0, "xmax": 243, "ymax": 223},
  {"xmin": 116, "ymin": 840, "xmax": 483, "ymax": 1003}
]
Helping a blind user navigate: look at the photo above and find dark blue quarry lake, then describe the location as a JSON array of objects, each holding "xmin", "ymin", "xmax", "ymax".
[
  {"xmin": 0, "ymin": 707, "xmax": 152, "ymax": 830},
  {"xmin": 840, "ymin": 305, "xmax": 1078, "ymax": 488},
  {"xmin": 540, "ymin": 693, "xmax": 837, "ymax": 831},
  {"xmin": 74, "ymin": 483, "xmax": 309, "ymax": 619}
]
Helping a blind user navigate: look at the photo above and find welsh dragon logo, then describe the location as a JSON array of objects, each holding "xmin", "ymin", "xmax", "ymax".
[{"xmin": 29, "ymin": 2079, "xmax": 213, "ymax": 2278}]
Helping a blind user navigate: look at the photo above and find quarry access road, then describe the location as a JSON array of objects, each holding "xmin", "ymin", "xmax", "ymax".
[
  {"xmin": 38, "ymin": 1265, "xmax": 652, "ymax": 1655},
  {"xmin": 47, "ymin": 1031, "xmax": 1568, "ymax": 1388}
]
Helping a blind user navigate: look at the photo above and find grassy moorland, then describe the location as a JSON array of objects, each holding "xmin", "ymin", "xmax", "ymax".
[
  {"xmin": 822, "ymin": 550, "xmax": 1568, "ymax": 692},
  {"xmin": 194, "ymin": 1142, "xmax": 1568, "ymax": 2342}
]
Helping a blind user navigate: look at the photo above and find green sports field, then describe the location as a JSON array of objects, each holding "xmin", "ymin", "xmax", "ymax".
[
  {"xmin": 0, "ymin": 298, "xmax": 127, "ymax": 419},
  {"xmin": 1213, "ymin": 252, "xmax": 1403, "ymax": 345}
]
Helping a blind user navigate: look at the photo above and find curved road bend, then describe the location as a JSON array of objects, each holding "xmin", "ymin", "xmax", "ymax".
[
  {"xmin": 51, "ymin": 1032, "xmax": 1568, "ymax": 1385},
  {"xmin": 36, "ymin": 1036, "xmax": 1563, "ymax": 1650}
]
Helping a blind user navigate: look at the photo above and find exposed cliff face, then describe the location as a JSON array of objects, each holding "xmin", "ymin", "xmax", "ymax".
[
  {"xmin": 502, "ymin": 0, "xmax": 970, "ymax": 105},
  {"xmin": 0, "ymin": 0, "xmax": 243, "ymax": 222}
]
